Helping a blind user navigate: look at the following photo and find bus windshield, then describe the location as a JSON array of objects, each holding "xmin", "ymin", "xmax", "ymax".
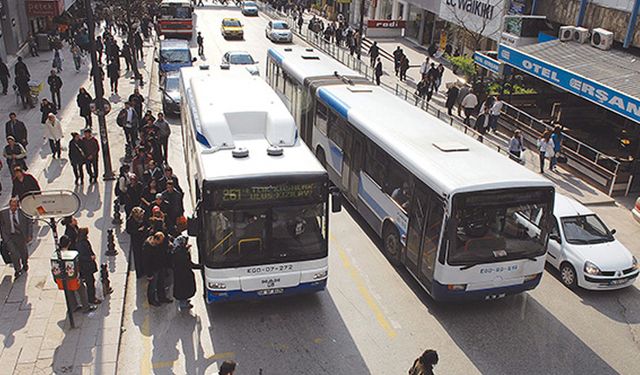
[
  {"xmin": 448, "ymin": 188, "xmax": 553, "ymax": 267},
  {"xmin": 203, "ymin": 203, "xmax": 327, "ymax": 268},
  {"xmin": 160, "ymin": 5, "xmax": 192, "ymax": 19}
]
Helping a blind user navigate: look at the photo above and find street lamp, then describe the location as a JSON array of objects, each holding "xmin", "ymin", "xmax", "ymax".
[
  {"xmin": 357, "ymin": 0, "xmax": 366, "ymax": 59},
  {"xmin": 84, "ymin": 0, "xmax": 115, "ymax": 181}
]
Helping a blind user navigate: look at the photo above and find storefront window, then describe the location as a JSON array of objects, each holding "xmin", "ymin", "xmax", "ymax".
[
  {"xmin": 379, "ymin": 0, "xmax": 393, "ymax": 20},
  {"xmin": 406, "ymin": 6, "xmax": 421, "ymax": 40}
]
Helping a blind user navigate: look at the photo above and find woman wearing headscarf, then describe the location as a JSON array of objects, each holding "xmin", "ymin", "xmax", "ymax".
[{"xmin": 171, "ymin": 235, "xmax": 200, "ymax": 311}]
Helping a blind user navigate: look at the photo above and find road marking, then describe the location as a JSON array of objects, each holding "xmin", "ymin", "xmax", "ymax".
[
  {"xmin": 333, "ymin": 238, "xmax": 397, "ymax": 339},
  {"xmin": 152, "ymin": 352, "xmax": 236, "ymax": 369}
]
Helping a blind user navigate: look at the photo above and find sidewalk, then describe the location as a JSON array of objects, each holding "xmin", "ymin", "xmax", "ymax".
[
  {"xmin": 0, "ymin": 29, "xmax": 155, "ymax": 374},
  {"xmin": 264, "ymin": 5, "xmax": 615, "ymax": 206}
]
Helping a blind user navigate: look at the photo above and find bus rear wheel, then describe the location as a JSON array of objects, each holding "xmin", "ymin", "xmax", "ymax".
[{"xmin": 382, "ymin": 224, "xmax": 401, "ymax": 266}]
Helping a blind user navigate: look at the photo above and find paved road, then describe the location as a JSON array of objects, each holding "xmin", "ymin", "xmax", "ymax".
[{"xmin": 118, "ymin": 5, "xmax": 640, "ymax": 374}]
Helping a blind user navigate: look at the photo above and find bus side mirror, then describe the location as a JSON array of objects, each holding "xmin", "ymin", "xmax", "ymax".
[
  {"xmin": 187, "ymin": 216, "xmax": 199, "ymax": 236},
  {"xmin": 154, "ymin": 57, "xmax": 160, "ymax": 63},
  {"xmin": 192, "ymin": 57, "xmax": 197, "ymax": 62},
  {"xmin": 330, "ymin": 187, "xmax": 342, "ymax": 213}
]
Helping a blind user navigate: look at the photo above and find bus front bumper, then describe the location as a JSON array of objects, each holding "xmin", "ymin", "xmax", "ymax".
[
  {"xmin": 205, "ymin": 279, "xmax": 327, "ymax": 303},
  {"xmin": 431, "ymin": 273, "xmax": 542, "ymax": 302}
]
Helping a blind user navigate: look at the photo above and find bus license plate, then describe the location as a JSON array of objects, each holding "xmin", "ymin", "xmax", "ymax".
[
  {"xmin": 484, "ymin": 293, "xmax": 506, "ymax": 300},
  {"xmin": 258, "ymin": 288, "xmax": 284, "ymax": 296}
]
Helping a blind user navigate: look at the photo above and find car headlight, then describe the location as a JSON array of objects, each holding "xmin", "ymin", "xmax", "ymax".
[
  {"xmin": 633, "ymin": 256, "xmax": 639, "ymax": 270},
  {"xmin": 584, "ymin": 261, "xmax": 601, "ymax": 275}
]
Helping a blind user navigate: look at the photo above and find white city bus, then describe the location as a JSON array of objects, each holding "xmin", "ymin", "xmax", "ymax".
[
  {"xmin": 180, "ymin": 66, "xmax": 336, "ymax": 303},
  {"xmin": 267, "ymin": 47, "xmax": 555, "ymax": 301}
]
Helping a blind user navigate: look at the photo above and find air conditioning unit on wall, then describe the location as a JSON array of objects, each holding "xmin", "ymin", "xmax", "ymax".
[
  {"xmin": 592, "ymin": 28, "xmax": 614, "ymax": 50},
  {"xmin": 559, "ymin": 26, "xmax": 575, "ymax": 42},
  {"xmin": 574, "ymin": 27, "xmax": 590, "ymax": 43}
]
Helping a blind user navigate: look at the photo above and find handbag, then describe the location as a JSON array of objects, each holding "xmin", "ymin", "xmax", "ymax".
[{"xmin": 0, "ymin": 241, "xmax": 12, "ymax": 264}]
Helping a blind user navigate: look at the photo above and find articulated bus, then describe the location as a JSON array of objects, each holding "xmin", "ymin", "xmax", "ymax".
[
  {"xmin": 158, "ymin": 0, "xmax": 194, "ymax": 38},
  {"xmin": 266, "ymin": 46, "xmax": 555, "ymax": 301},
  {"xmin": 180, "ymin": 66, "xmax": 337, "ymax": 303}
]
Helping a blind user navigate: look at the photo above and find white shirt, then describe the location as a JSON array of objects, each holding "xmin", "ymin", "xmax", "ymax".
[
  {"xmin": 490, "ymin": 100, "xmax": 503, "ymax": 116},
  {"xmin": 420, "ymin": 61, "xmax": 429, "ymax": 75},
  {"xmin": 126, "ymin": 107, "xmax": 134, "ymax": 123},
  {"xmin": 461, "ymin": 93, "xmax": 478, "ymax": 109}
]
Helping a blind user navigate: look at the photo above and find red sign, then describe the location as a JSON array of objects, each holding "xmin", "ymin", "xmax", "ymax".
[
  {"xmin": 367, "ymin": 20, "xmax": 407, "ymax": 29},
  {"xmin": 26, "ymin": 0, "xmax": 64, "ymax": 17}
]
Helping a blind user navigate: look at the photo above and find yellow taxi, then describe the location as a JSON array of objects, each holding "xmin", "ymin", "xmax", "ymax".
[{"xmin": 221, "ymin": 18, "xmax": 244, "ymax": 40}]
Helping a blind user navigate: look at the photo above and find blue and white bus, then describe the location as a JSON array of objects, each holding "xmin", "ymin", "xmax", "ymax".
[
  {"xmin": 180, "ymin": 66, "xmax": 337, "ymax": 303},
  {"xmin": 267, "ymin": 46, "xmax": 555, "ymax": 301}
]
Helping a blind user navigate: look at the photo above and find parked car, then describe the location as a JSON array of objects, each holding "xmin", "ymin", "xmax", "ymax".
[
  {"xmin": 161, "ymin": 72, "xmax": 181, "ymax": 115},
  {"xmin": 221, "ymin": 51, "xmax": 259, "ymax": 76},
  {"xmin": 265, "ymin": 20, "xmax": 293, "ymax": 43},
  {"xmin": 221, "ymin": 18, "xmax": 244, "ymax": 39},
  {"xmin": 632, "ymin": 197, "xmax": 640, "ymax": 223},
  {"xmin": 241, "ymin": 1, "xmax": 259, "ymax": 16},
  {"xmin": 156, "ymin": 39, "xmax": 196, "ymax": 79},
  {"xmin": 519, "ymin": 193, "xmax": 639, "ymax": 290}
]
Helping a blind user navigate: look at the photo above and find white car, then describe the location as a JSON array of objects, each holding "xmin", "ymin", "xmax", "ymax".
[
  {"xmin": 544, "ymin": 193, "xmax": 639, "ymax": 290},
  {"xmin": 265, "ymin": 20, "xmax": 293, "ymax": 43},
  {"xmin": 221, "ymin": 51, "xmax": 259, "ymax": 76}
]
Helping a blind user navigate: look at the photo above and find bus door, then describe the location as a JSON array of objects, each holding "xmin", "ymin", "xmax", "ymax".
[
  {"xmin": 340, "ymin": 126, "xmax": 353, "ymax": 190},
  {"xmin": 404, "ymin": 182, "xmax": 445, "ymax": 288},
  {"xmin": 347, "ymin": 132, "xmax": 365, "ymax": 203}
]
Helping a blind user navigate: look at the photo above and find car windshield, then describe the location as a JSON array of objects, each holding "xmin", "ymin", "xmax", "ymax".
[
  {"xmin": 273, "ymin": 22, "xmax": 289, "ymax": 30},
  {"xmin": 223, "ymin": 19, "xmax": 241, "ymax": 27},
  {"xmin": 243, "ymin": 1, "xmax": 257, "ymax": 6},
  {"xmin": 228, "ymin": 53, "xmax": 254, "ymax": 64},
  {"xmin": 165, "ymin": 76, "xmax": 180, "ymax": 91},
  {"xmin": 448, "ymin": 189, "xmax": 553, "ymax": 266},
  {"xmin": 203, "ymin": 203, "xmax": 327, "ymax": 268},
  {"xmin": 160, "ymin": 49, "xmax": 191, "ymax": 63},
  {"xmin": 561, "ymin": 214, "xmax": 613, "ymax": 244}
]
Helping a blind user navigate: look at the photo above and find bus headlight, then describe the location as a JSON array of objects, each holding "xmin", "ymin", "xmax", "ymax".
[
  {"xmin": 313, "ymin": 270, "xmax": 328, "ymax": 279},
  {"xmin": 447, "ymin": 283, "xmax": 467, "ymax": 291},
  {"xmin": 208, "ymin": 282, "xmax": 227, "ymax": 290},
  {"xmin": 524, "ymin": 273, "xmax": 541, "ymax": 282},
  {"xmin": 584, "ymin": 261, "xmax": 601, "ymax": 276}
]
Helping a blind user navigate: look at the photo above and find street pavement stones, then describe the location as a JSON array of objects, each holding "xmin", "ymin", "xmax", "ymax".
[{"xmin": 0, "ymin": 26, "xmax": 156, "ymax": 374}]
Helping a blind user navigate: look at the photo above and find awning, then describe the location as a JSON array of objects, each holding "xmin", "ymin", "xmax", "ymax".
[{"xmin": 497, "ymin": 40, "xmax": 640, "ymax": 124}]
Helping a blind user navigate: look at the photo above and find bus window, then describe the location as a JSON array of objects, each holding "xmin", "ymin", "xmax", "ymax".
[
  {"xmin": 328, "ymin": 116, "xmax": 351, "ymax": 155},
  {"xmin": 421, "ymin": 203, "xmax": 444, "ymax": 282},
  {"xmin": 387, "ymin": 160, "xmax": 411, "ymax": 211},
  {"xmin": 284, "ymin": 74, "xmax": 296, "ymax": 102},
  {"xmin": 406, "ymin": 186, "xmax": 427, "ymax": 266},
  {"xmin": 272, "ymin": 204, "xmax": 326, "ymax": 259},
  {"xmin": 315, "ymin": 102, "xmax": 328, "ymax": 135},
  {"xmin": 364, "ymin": 141, "xmax": 387, "ymax": 188},
  {"xmin": 206, "ymin": 209, "xmax": 268, "ymax": 267}
]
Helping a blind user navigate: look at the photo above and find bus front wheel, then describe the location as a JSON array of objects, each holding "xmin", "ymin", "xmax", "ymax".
[
  {"xmin": 316, "ymin": 147, "xmax": 327, "ymax": 168},
  {"xmin": 382, "ymin": 223, "xmax": 401, "ymax": 266}
]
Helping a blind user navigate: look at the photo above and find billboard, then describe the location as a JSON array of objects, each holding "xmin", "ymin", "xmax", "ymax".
[{"xmin": 438, "ymin": 0, "xmax": 507, "ymax": 41}]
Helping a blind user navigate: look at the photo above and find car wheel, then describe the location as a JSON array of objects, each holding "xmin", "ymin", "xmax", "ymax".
[
  {"xmin": 382, "ymin": 223, "xmax": 401, "ymax": 266},
  {"xmin": 560, "ymin": 262, "xmax": 578, "ymax": 289}
]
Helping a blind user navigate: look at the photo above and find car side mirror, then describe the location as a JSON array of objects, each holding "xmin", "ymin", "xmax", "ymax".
[
  {"xmin": 187, "ymin": 216, "xmax": 199, "ymax": 236},
  {"xmin": 330, "ymin": 186, "xmax": 342, "ymax": 213},
  {"xmin": 254, "ymin": 60, "xmax": 260, "ymax": 64},
  {"xmin": 220, "ymin": 62, "xmax": 230, "ymax": 70},
  {"xmin": 610, "ymin": 229, "xmax": 616, "ymax": 235},
  {"xmin": 550, "ymin": 233, "xmax": 561, "ymax": 243}
]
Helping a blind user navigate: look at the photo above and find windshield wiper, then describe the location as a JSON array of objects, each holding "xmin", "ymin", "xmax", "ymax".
[{"xmin": 460, "ymin": 262, "xmax": 486, "ymax": 270}]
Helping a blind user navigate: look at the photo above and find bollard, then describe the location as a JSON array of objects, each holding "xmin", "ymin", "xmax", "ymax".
[
  {"xmin": 105, "ymin": 229, "xmax": 118, "ymax": 256},
  {"xmin": 100, "ymin": 263, "xmax": 113, "ymax": 298},
  {"xmin": 112, "ymin": 198, "xmax": 122, "ymax": 225}
]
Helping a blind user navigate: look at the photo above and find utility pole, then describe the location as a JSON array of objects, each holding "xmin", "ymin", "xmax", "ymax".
[
  {"xmin": 357, "ymin": 0, "xmax": 366, "ymax": 59},
  {"xmin": 84, "ymin": 0, "xmax": 115, "ymax": 180}
]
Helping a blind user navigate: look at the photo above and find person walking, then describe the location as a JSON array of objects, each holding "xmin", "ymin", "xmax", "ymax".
[
  {"xmin": 76, "ymin": 88, "xmax": 93, "ymax": 128},
  {"xmin": 81, "ymin": 128, "xmax": 99, "ymax": 183},
  {"xmin": 27, "ymin": 33, "xmax": 39, "ymax": 57},
  {"xmin": 0, "ymin": 198, "xmax": 33, "ymax": 279},
  {"xmin": 71, "ymin": 44, "xmax": 83, "ymax": 72},
  {"xmin": 68, "ymin": 132, "xmax": 86, "ymax": 185},
  {"xmin": 393, "ymin": 46, "xmax": 403, "ymax": 76},
  {"xmin": 196, "ymin": 32, "xmax": 204, "ymax": 57},
  {"xmin": 62, "ymin": 216, "xmax": 79, "ymax": 248},
  {"xmin": 134, "ymin": 31, "xmax": 144, "ymax": 60},
  {"xmin": 456, "ymin": 84, "xmax": 470, "ymax": 117},
  {"xmin": 489, "ymin": 95, "xmax": 503, "ymax": 133},
  {"xmin": 399, "ymin": 55, "xmax": 409, "ymax": 81},
  {"xmin": 537, "ymin": 130, "xmax": 555, "ymax": 174},
  {"xmin": 75, "ymin": 227, "xmax": 101, "ymax": 305},
  {"xmin": 434, "ymin": 64, "xmax": 445, "ymax": 93},
  {"xmin": 415, "ymin": 78, "xmax": 428, "ymax": 105},
  {"xmin": 171, "ymin": 235, "xmax": 200, "ymax": 311},
  {"xmin": 5, "ymin": 113, "xmax": 28, "ymax": 149},
  {"xmin": 96, "ymin": 36, "xmax": 104, "ymax": 63},
  {"xmin": 14, "ymin": 57, "xmax": 30, "ymax": 79},
  {"xmin": 154, "ymin": 112, "xmax": 170, "ymax": 162},
  {"xmin": 0, "ymin": 58, "xmax": 9, "ymax": 95},
  {"xmin": 52, "ymin": 50, "xmax": 63, "ymax": 73},
  {"xmin": 121, "ymin": 42, "xmax": 132, "ymax": 71},
  {"xmin": 47, "ymin": 70, "xmax": 63, "ymax": 110},
  {"xmin": 144, "ymin": 232, "xmax": 172, "ymax": 306},
  {"xmin": 59, "ymin": 235, "xmax": 97, "ymax": 313},
  {"xmin": 550, "ymin": 125, "xmax": 563, "ymax": 172},
  {"xmin": 11, "ymin": 166, "xmax": 40, "ymax": 198},
  {"xmin": 162, "ymin": 180, "xmax": 184, "ymax": 234},
  {"xmin": 40, "ymin": 98, "xmax": 57, "ymax": 124},
  {"xmin": 461, "ymin": 90, "xmax": 478, "ymax": 126},
  {"xmin": 3, "ymin": 136, "xmax": 27, "ymax": 172},
  {"xmin": 509, "ymin": 130, "xmax": 525, "ymax": 160},
  {"xmin": 374, "ymin": 58, "xmax": 383, "ymax": 86},
  {"xmin": 369, "ymin": 41, "xmax": 379, "ymax": 67},
  {"xmin": 474, "ymin": 106, "xmax": 490, "ymax": 135},
  {"xmin": 445, "ymin": 83, "xmax": 459, "ymax": 116},
  {"xmin": 43, "ymin": 113, "xmax": 63, "ymax": 159},
  {"xmin": 297, "ymin": 13, "xmax": 304, "ymax": 33},
  {"xmin": 107, "ymin": 59, "xmax": 120, "ymax": 94},
  {"xmin": 409, "ymin": 349, "xmax": 439, "ymax": 375},
  {"xmin": 117, "ymin": 102, "xmax": 139, "ymax": 146},
  {"xmin": 15, "ymin": 73, "xmax": 32, "ymax": 109},
  {"xmin": 419, "ymin": 57, "xmax": 430, "ymax": 80},
  {"xmin": 128, "ymin": 88, "xmax": 145, "ymax": 124},
  {"xmin": 126, "ymin": 207, "xmax": 147, "ymax": 279}
]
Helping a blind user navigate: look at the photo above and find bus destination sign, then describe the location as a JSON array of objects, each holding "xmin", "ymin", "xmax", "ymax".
[{"xmin": 217, "ymin": 182, "xmax": 323, "ymax": 205}]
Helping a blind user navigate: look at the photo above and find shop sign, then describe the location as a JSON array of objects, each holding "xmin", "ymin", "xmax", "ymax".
[
  {"xmin": 367, "ymin": 20, "xmax": 406, "ymax": 29},
  {"xmin": 26, "ymin": 0, "xmax": 64, "ymax": 17},
  {"xmin": 473, "ymin": 51, "xmax": 511, "ymax": 76},
  {"xmin": 498, "ymin": 44, "xmax": 640, "ymax": 124},
  {"xmin": 439, "ymin": 0, "xmax": 507, "ymax": 41}
]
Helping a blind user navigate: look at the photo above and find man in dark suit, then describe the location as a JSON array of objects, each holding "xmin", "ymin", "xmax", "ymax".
[
  {"xmin": 5, "ymin": 112, "xmax": 28, "ymax": 149},
  {"xmin": 0, "ymin": 197, "xmax": 33, "ymax": 278}
]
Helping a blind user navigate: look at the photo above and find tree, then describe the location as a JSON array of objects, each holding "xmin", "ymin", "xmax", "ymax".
[{"xmin": 441, "ymin": 0, "xmax": 507, "ymax": 52}]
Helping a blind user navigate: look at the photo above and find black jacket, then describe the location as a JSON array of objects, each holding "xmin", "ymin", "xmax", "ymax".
[
  {"xmin": 11, "ymin": 174, "xmax": 41, "ymax": 199},
  {"xmin": 14, "ymin": 61, "xmax": 29, "ymax": 79},
  {"xmin": 40, "ymin": 102, "xmax": 57, "ymax": 124},
  {"xmin": 75, "ymin": 238, "xmax": 98, "ymax": 278},
  {"xmin": 47, "ymin": 75, "xmax": 63, "ymax": 91},
  {"xmin": 76, "ymin": 92, "xmax": 93, "ymax": 117},
  {"xmin": 68, "ymin": 138, "xmax": 86, "ymax": 164},
  {"xmin": 5, "ymin": 120, "xmax": 27, "ymax": 144},
  {"xmin": 172, "ymin": 248, "xmax": 198, "ymax": 300},
  {"xmin": 0, "ymin": 62, "xmax": 9, "ymax": 78}
]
